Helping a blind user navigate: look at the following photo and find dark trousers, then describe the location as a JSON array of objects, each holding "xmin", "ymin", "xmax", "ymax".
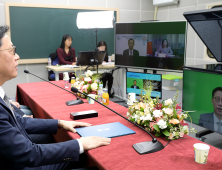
[{"xmin": 100, "ymin": 72, "xmax": 113, "ymax": 95}]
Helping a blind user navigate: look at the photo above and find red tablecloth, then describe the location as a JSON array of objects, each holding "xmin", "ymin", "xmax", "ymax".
[{"xmin": 16, "ymin": 81, "xmax": 222, "ymax": 170}]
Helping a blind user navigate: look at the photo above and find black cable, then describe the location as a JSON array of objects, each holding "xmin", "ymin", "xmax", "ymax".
[{"xmin": 164, "ymin": 140, "xmax": 171, "ymax": 147}]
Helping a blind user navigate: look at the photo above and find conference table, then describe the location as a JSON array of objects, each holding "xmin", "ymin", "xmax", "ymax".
[
  {"xmin": 46, "ymin": 64, "xmax": 116, "ymax": 81},
  {"xmin": 16, "ymin": 81, "xmax": 222, "ymax": 170}
]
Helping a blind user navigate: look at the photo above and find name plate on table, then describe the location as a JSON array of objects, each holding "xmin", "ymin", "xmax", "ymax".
[{"xmin": 76, "ymin": 122, "xmax": 136, "ymax": 138}]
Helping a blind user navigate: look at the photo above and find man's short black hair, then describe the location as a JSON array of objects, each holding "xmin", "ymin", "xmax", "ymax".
[
  {"xmin": 212, "ymin": 87, "xmax": 222, "ymax": 98},
  {"xmin": 128, "ymin": 38, "xmax": 135, "ymax": 44},
  {"xmin": 0, "ymin": 26, "xmax": 9, "ymax": 48},
  {"xmin": 133, "ymin": 80, "xmax": 137, "ymax": 82}
]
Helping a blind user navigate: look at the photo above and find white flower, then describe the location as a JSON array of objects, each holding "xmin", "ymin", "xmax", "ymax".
[
  {"xmin": 76, "ymin": 78, "xmax": 79, "ymax": 81},
  {"xmin": 133, "ymin": 114, "xmax": 140, "ymax": 121},
  {"xmin": 153, "ymin": 110, "xmax": 163, "ymax": 118},
  {"xmin": 85, "ymin": 70, "xmax": 93, "ymax": 77},
  {"xmin": 84, "ymin": 77, "xmax": 91, "ymax": 82},
  {"xmin": 157, "ymin": 119, "xmax": 167, "ymax": 129},
  {"xmin": 74, "ymin": 81, "xmax": 79, "ymax": 87},
  {"xmin": 163, "ymin": 108, "xmax": 173, "ymax": 115},
  {"xmin": 165, "ymin": 99, "xmax": 173, "ymax": 106},
  {"xmin": 144, "ymin": 107, "xmax": 150, "ymax": 115},
  {"xmin": 144, "ymin": 113, "xmax": 153, "ymax": 121},
  {"xmin": 127, "ymin": 112, "xmax": 130, "ymax": 116},
  {"xmin": 80, "ymin": 81, "xmax": 84, "ymax": 86},
  {"xmin": 91, "ymin": 83, "xmax": 98, "ymax": 91}
]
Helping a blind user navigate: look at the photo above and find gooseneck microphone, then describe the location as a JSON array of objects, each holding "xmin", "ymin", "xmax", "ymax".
[
  {"xmin": 24, "ymin": 70, "xmax": 84, "ymax": 106},
  {"xmin": 71, "ymin": 87, "xmax": 165, "ymax": 154}
]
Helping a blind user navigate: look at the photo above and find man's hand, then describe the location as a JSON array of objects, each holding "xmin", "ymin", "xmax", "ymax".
[
  {"xmin": 80, "ymin": 136, "xmax": 111, "ymax": 150},
  {"xmin": 59, "ymin": 120, "xmax": 92, "ymax": 133},
  {"xmin": 10, "ymin": 101, "xmax": 20, "ymax": 108}
]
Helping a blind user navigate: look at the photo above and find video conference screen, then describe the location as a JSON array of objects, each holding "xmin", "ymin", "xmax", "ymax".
[
  {"xmin": 115, "ymin": 21, "xmax": 187, "ymax": 71},
  {"xmin": 126, "ymin": 71, "xmax": 162, "ymax": 99},
  {"xmin": 183, "ymin": 68, "xmax": 222, "ymax": 134}
]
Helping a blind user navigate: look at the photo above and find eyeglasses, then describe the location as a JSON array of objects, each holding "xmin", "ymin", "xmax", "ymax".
[
  {"xmin": 214, "ymin": 97, "xmax": 222, "ymax": 103},
  {"xmin": 0, "ymin": 46, "xmax": 16, "ymax": 55}
]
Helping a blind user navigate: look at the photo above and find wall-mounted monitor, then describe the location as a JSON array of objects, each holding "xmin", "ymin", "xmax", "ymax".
[
  {"xmin": 115, "ymin": 21, "xmax": 187, "ymax": 72},
  {"xmin": 126, "ymin": 71, "xmax": 162, "ymax": 99}
]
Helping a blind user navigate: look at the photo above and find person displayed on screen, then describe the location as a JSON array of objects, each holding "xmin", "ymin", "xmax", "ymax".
[
  {"xmin": 123, "ymin": 39, "xmax": 139, "ymax": 57},
  {"xmin": 97, "ymin": 41, "xmax": 114, "ymax": 98},
  {"xmin": 199, "ymin": 87, "xmax": 222, "ymax": 133},
  {"xmin": 156, "ymin": 39, "xmax": 173, "ymax": 55},
  {"xmin": 131, "ymin": 80, "xmax": 139, "ymax": 89},
  {"xmin": 0, "ymin": 26, "xmax": 111, "ymax": 170},
  {"xmin": 57, "ymin": 34, "xmax": 77, "ymax": 80}
]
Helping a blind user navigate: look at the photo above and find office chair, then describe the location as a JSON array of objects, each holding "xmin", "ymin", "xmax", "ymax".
[{"xmin": 48, "ymin": 52, "xmax": 59, "ymax": 81}]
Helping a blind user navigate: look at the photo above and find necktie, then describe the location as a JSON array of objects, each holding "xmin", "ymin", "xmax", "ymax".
[
  {"xmin": 217, "ymin": 121, "xmax": 222, "ymax": 133},
  {"xmin": 130, "ymin": 51, "xmax": 133, "ymax": 56},
  {"xmin": 3, "ymin": 94, "xmax": 15, "ymax": 118}
]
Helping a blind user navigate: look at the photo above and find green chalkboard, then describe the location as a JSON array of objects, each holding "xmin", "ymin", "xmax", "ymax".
[{"xmin": 9, "ymin": 6, "xmax": 116, "ymax": 59}]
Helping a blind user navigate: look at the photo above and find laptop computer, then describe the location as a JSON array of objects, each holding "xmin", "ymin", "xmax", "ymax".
[{"xmin": 76, "ymin": 122, "xmax": 136, "ymax": 138}]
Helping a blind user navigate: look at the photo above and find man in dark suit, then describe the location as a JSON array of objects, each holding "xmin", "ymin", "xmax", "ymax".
[
  {"xmin": 131, "ymin": 80, "xmax": 139, "ymax": 89},
  {"xmin": 0, "ymin": 26, "xmax": 111, "ymax": 170},
  {"xmin": 199, "ymin": 87, "xmax": 222, "ymax": 133},
  {"xmin": 123, "ymin": 39, "xmax": 139, "ymax": 57}
]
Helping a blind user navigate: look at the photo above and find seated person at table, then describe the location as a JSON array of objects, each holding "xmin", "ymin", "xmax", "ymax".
[
  {"xmin": 10, "ymin": 100, "xmax": 54, "ymax": 144},
  {"xmin": 156, "ymin": 39, "xmax": 173, "ymax": 55},
  {"xmin": 123, "ymin": 39, "xmax": 139, "ymax": 57},
  {"xmin": 0, "ymin": 26, "xmax": 111, "ymax": 170},
  {"xmin": 131, "ymin": 80, "xmax": 139, "ymax": 89},
  {"xmin": 57, "ymin": 34, "xmax": 77, "ymax": 80},
  {"xmin": 199, "ymin": 87, "xmax": 222, "ymax": 133},
  {"xmin": 97, "ymin": 41, "xmax": 114, "ymax": 98}
]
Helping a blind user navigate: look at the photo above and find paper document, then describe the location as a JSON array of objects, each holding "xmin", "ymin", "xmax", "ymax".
[
  {"xmin": 60, "ymin": 65, "xmax": 80, "ymax": 68},
  {"xmin": 102, "ymin": 62, "xmax": 114, "ymax": 65}
]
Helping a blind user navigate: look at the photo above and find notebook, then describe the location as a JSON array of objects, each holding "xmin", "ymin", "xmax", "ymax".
[{"xmin": 76, "ymin": 122, "xmax": 136, "ymax": 138}]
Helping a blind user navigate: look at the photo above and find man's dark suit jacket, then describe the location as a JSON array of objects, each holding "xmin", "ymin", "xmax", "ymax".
[
  {"xmin": 199, "ymin": 113, "xmax": 214, "ymax": 132},
  {"xmin": 0, "ymin": 97, "xmax": 79, "ymax": 170},
  {"xmin": 131, "ymin": 85, "xmax": 139, "ymax": 89},
  {"xmin": 123, "ymin": 49, "xmax": 139, "ymax": 57}
]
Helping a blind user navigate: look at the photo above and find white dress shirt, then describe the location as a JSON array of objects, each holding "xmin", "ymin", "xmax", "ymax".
[
  {"xmin": 129, "ymin": 49, "xmax": 133, "ymax": 56},
  {"xmin": 0, "ymin": 86, "xmax": 84, "ymax": 154}
]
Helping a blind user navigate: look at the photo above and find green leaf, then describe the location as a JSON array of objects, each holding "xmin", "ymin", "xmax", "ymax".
[
  {"xmin": 162, "ymin": 129, "xmax": 170, "ymax": 136},
  {"xmin": 131, "ymin": 118, "xmax": 135, "ymax": 122},
  {"xmin": 140, "ymin": 107, "xmax": 144, "ymax": 112},
  {"xmin": 153, "ymin": 124, "xmax": 160, "ymax": 132},
  {"xmin": 144, "ymin": 120, "xmax": 149, "ymax": 126},
  {"xmin": 173, "ymin": 109, "xmax": 177, "ymax": 119},
  {"xmin": 155, "ymin": 132, "xmax": 161, "ymax": 137}
]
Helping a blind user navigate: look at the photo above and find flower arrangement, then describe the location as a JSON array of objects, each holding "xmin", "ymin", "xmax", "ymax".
[
  {"xmin": 73, "ymin": 70, "xmax": 101, "ymax": 97},
  {"xmin": 126, "ymin": 82, "xmax": 196, "ymax": 140}
]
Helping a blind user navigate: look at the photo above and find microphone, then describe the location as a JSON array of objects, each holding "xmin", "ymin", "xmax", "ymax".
[
  {"xmin": 24, "ymin": 70, "xmax": 84, "ymax": 106},
  {"xmin": 71, "ymin": 87, "xmax": 164, "ymax": 154}
]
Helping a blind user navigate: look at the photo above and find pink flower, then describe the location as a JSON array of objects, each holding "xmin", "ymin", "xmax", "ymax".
[
  {"xmin": 180, "ymin": 120, "xmax": 188, "ymax": 126},
  {"xmin": 82, "ymin": 85, "xmax": 88, "ymax": 93},
  {"xmin": 176, "ymin": 103, "xmax": 181, "ymax": 110},
  {"xmin": 179, "ymin": 132, "xmax": 184, "ymax": 137}
]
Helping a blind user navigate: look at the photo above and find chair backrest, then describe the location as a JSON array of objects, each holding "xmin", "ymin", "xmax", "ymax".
[
  {"xmin": 52, "ymin": 57, "xmax": 59, "ymax": 65},
  {"xmin": 49, "ymin": 52, "xmax": 59, "ymax": 65}
]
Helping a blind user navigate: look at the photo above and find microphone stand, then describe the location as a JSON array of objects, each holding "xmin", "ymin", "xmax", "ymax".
[
  {"xmin": 24, "ymin": 70, "xmax": 84, "ymax": 106},
  {"xmin": 71, "ymin": 87, "xmax": 164, "ymax": 154}
]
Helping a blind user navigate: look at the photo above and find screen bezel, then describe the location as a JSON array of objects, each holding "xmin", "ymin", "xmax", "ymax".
[
  {"xmin": 126, "ymin": 71, "xmax": 162, "ymax": 99},
  {"xmin": 115, "ymin": 20, "xmax": 187, "ymax": 73}
]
